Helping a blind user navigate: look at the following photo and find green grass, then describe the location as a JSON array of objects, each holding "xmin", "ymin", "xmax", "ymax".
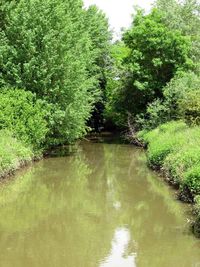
[
  {"xmin": 138, "ymin": 121, "xmax": 189, "ymax": 167},
  {"xmin": 0, "ymin": 130, "xmax": 33, "ymax": 178},
  {"xmin": 138, "ymin": 121, "xmax": 200, "ymax": 235},
  {"xmin": 138, "ymin": 121, "xmax": 200, "ymax": 194}
]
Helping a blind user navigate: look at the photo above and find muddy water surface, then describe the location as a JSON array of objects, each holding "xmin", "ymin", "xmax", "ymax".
[{"xmin": 0, "ymin": 141, "xmax": 200, "ymax": 267}]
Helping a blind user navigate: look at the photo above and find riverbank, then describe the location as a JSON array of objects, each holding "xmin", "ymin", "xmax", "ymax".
[
  {"xmin": 0, "ymin": 130, "xmax": 36, "ymax": 179},
  {"xmin": 2, "ymin": 123, "xmax": 200, "ymax": 238},
  {"xmin": 136, "ymin": 121, "xmax": 200, "ymax": 237}
]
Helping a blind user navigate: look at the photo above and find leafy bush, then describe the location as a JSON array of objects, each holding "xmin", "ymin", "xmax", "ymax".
[
  {"xmin": 136, "ymin": 99, "xmax": 171, "ymax": 130},
  {"xmin": 0, "ymin": 130, "xmax": 33, "ymax": 177},
  {"xmin": 0, "ymin": 89, "xmax": 49, "ymax": 151},
  {"xmin": 178, "ymin": 90, "xmax": 200, "ymax": 125},
  {"xmin": 163, "ymin": 72, "xmax": 200, "ymax": 124},
  {"xmin": 164, "ymin": 146, "xmax": 200, "ymax": 183},
  {"xmin": 138, "ymin": 72, "xmax": 200, "ymax": 130},
  {"xmin": 183, "ymin": 165, "xmax": 200, "ymax": 195}
]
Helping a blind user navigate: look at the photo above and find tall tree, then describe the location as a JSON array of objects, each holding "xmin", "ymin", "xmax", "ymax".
[
  {"xmin": 105, "ymin": 8, "xmax": 192, "ymax": 126},
  {"xmin": 155, "ymin": 0, "xmax": 200, "ymax": 64},
  {"xmin": 0, "ymin": 0, "xmax": 98, "ymax": 144}
]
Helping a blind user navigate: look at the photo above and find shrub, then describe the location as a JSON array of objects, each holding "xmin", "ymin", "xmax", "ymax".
[
  {"xmin": 139, "ymin": 121, "xmax": 188, "ymax": 167},
  {"xmin": 0, "ymin": 130, "xmax": 33, "ymax": 177},
  {"xmin": 183, "ymin": 165, "xmax": 200, "ymax": 195},
  {"xmin": 163, "ymin": 126, "xmax": 200, "ymax": 180},
  {"xmin": 0, "ymin": 89, "xmax": 49, "ymax": 151},
  {"xmin": 178, "ymin": 90, "xmax": 200, "ymax": 125},
  {"xmin": 163, "ymin": 72, "xmax": 200, "ymax": 124},
  {"xmin": 137, "ymin": 72, "xmax": 200, "ymax": 130},
  {"xmin": 136, "ymin": 99, "xmax": 171, "ymax": 130},
  {"xmin": 164, "ymin": 146, "xmax": 200, "ymax": 183}
]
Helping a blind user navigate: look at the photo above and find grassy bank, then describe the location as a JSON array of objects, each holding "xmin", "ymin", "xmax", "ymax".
[
  {"xmin": 0, "ymin": 130, "xmax": 34, "ymax": 179},
  {"xmin": 138, "ymin": 121, "xmax": 200, "ymax": 236}
]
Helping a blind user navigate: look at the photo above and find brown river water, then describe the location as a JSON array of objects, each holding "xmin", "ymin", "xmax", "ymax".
[{"xmin": 0, "ymin": 140, "xmax": 200, "ymax": 267}]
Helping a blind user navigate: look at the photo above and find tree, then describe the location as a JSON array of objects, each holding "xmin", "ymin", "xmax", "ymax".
[
  {"xmin": 155, "ymin": 0, "xmax": 200, "ymax": 64},
  {"xmin": 106, "ymin": 8, "xmax": 192, "ymax": 126},
  {"xmin": 0, "ymin": 0, "xmax": 98, "ymax": 145}
]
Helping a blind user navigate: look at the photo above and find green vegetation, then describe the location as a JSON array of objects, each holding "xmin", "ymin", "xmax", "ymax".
[
  {"xmin": 101, "ymin": 0, "xmax": 200, "ymax": 236},
  {"xmin": 105, "ymin": 8, "xmax": 193, "ymax": 127},
  {"xmin": 0, "ymin": 0, "xmax": 109, "ymax": 146},
  {"xmin": 138, "ymin": 121, "xmax": 200, "ymax": 235},
  {"xmin": 0, "ymin": 0, "xmax": 111, "ymax": 176},
  {"xmin": 1, "ymin": 0, "xmax": 200, "ymax": 237},
  {"xmin": 0, "ymin": 130, "xmax": 33, "ymax": 178},
  {"xmin": 0, "ymin": 89, "xmax": 48, "ymax": 152}
]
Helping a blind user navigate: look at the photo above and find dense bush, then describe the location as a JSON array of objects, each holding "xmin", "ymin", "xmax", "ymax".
[
  {"xmin": 136, "ymin": 72, "xmax": 200, "ymax": 130},
  {"xmin": 0, "ymin": 130, "xmax": 33, "ymax": 177},
  {"xmin": 135, "ymin": 99, "xmax": 171, "ymax": 130},
  {"xmin": 163, "ymin": 72, "xmax": 200, "ymax": 119},
  {"xmin": 0, "ymin": 89, "xmax": 48, "ymax": 151},
  {"xmin": 178, "ymin": 90, "xmax": 200, "ymax": 125}
]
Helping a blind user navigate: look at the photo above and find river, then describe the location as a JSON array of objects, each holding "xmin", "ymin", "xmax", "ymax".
[{"xmin": 0, "ymin": 140, "xmax": 200, "ymax": 267}]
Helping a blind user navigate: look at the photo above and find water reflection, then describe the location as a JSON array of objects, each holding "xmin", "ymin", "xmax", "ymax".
[
  {"xmin": 0, "ymin": 141, "xmax": 199, "ymax": 266},
  {"xmin": 100, "ymin": 228, "xmax": 137, "ymax": 267}
]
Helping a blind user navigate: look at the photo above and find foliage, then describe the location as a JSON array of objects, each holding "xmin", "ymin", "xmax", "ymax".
[
  {"xmin": 0, "ymin": 89, "xmax": 48, "ymax": 151},
  {"xmin": 84, "ymin": 5, "xmax": 112, "ymax": 131},
  {"xmin": 178, "ymin": 90, "xmax": 200, "ymax": 125},
  {"xmin": 164, "ymin": 145, "xmax": 200, "ymax": 184},
  {"xmin": 104, "ymin": 41, "xmax": 130, "ymax": 127},
  {"xmin": 137, "ymin": 72, "xmax": 200, "ymax": 130},
  {"xmin": 155, "ymin": 0, "xmax": 200, "ymax": 65},
  {"xmin": 133, "ymin": 1, "xmax": 200, "ymax": 132},
  {"xmin": 139, "ymin": 121, "xmax": 188, "ymax": 167},
  {"xmin": 0, "ymin": 130, "xmax": 33, "ymax": 177},
  {"xmin": 0, "ymin": 0, "xmax": 109, "ymax": 144},
  {"xmin": 104, "ymin": 8, "xmax": 192, "ymax": 128},
  {"xmin": 163, "ymin": 72, "xmax": 200, "ymax": 113},
  {"xmin": 123, "ymin": 8, "xmax": 191, "ymax": 107},
  {"xmin": 84, "ymin": 5, "xmax": 111, "ymax": 86},
  {"xmin": 135, "ymin": 99, "xmax": 171, "ymax": 130}
]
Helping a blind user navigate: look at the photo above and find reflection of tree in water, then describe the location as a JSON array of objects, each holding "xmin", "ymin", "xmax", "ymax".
[
  {"xmin": 0, "ymin": 142, "xmax": 199, "ymax": 266},
  {"xmin": 0, "ymin": 151, "xmax": 116, "ymax": 267},
  {"xmin": 82, "ymin": 142, "xmax": 200, "ymax": 267},
  {"xmin": 102, "ymin": 143, "xmax": 200, "ymax": 267}
]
